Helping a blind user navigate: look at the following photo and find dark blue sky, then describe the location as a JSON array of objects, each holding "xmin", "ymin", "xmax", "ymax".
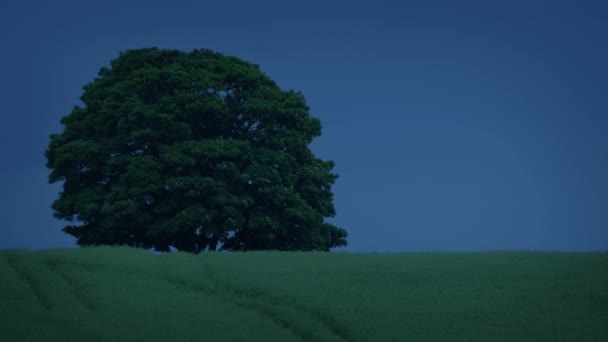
[{"xmin": 1, "ymin": 1, "xmax": 606, "ymax": 252}]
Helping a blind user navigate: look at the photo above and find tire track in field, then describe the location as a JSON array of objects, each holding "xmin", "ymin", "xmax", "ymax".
[
  {"xmin": 62, "ymin": 260, "xmax": 307, "ymax": 340},
  {"xmin": 200, "ymin": 262, "xmax": 353, "ymax": 342},
  {"xmin": 4, "ymin": 254, "xmax": 51, "ymax": 310},
  {"xmin": 44, "ymin": 259, "xmax": 96, "ymax": 311},
  {"xmin": 159, "ymin": 266, "xmax": 312, "ymax": 342},
  {"xmin": 61, "ymin": 258, "xmax": 352, "ymax": 341},
  {"xmin": 165, "ymin": 275, "xmax": 320, "ymax": 341},
  {"xmin": 159, "ymin": 260, "xmax": 351, "ymax": 341}
]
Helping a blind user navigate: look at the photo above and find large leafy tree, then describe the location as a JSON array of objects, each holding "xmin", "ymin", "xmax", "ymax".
[{"xmin": 45, "ymin": 48, "xmax": 347, "ymax": 253}]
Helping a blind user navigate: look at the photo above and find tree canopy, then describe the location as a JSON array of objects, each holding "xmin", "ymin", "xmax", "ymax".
[{"xmin": 45, "ymin": 47, "xmax": 347, "ymax": 253}]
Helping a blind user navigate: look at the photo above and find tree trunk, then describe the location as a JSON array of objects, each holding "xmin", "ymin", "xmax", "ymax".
[{"xmin": 209, "ymin": 235, "xmax": 218, "ymax": 251}]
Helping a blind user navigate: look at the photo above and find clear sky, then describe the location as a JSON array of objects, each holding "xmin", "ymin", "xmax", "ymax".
[{"xmin": 1, "ymin": 0, "xmax": 606, "ymax": 252}]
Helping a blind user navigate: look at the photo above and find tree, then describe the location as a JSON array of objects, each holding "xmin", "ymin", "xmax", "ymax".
[{"xmin": 45, "ymin": 47, "xmax": 347, "ymax": 253}]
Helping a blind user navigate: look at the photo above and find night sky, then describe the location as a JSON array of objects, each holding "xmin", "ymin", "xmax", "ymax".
[{"xmin": 1, "ymin": 1, "xmax": 606, "ymax": 252}]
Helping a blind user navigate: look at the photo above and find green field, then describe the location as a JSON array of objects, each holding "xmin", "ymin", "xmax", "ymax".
[{"xmin": 1, "ymin": 247, "xmax": 606, "ymax": 341}]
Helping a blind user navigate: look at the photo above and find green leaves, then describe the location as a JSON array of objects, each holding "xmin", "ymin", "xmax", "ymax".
[{"xmin": 45, "ymin": 47, "xmax": 347, "ymax": 253}]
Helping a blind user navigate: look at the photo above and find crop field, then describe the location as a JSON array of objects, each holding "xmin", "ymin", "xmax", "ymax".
[{"xmin": 1, "ymin": 247, "xmax": 607, "ymax": 341}]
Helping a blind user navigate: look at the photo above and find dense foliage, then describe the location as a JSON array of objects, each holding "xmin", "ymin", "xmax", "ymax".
[{"xmin": 45, "ymin": 48, "xmax": 347, "ymax": 252}]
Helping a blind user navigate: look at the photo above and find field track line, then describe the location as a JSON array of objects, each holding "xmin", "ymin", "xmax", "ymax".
[
  {"xmin": 62, "ymin": 258, "xmax": 352, "ymax": 341},
  {"xmin": 162, "ymin": 269, "xmax": 318, "ymax": 342},
  {"xmin": 159, "ymin": 264, "xmax": 313, "ymax": 341},
  {"xmin": 4, "ymin": 254, "xmax": 52, "ymax": 310},
  {"xmin": 62, "ymin": 260, "xmax": 306, "ymax": 340},
  {"xmin": 45, "ymin": 259, "xmax": 96, "ymax": 311},
  {"xmin": 201, "ymin": 262, "xmax": 352, "ymax": 342}
]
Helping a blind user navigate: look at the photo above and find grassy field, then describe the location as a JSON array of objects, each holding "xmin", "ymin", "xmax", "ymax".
[{"xmin": 1, "ymin": 247, "xmax": 607, "ymax": 341}]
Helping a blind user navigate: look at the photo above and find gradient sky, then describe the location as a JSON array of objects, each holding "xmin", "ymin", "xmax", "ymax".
[{"xmin": 1, "ymin": 0, "xmax": 606, "ymax": 252}]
